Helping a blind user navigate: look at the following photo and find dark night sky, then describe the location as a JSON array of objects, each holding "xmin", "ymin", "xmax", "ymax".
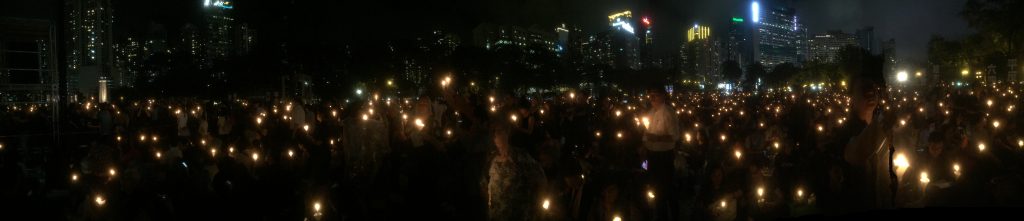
[{"xmin": 2, "ymin": 0, "xmax": 974, "ymax": 63}]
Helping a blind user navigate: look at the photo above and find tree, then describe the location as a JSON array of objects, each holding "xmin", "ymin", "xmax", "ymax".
[
  {"xmin": 837, "ymin": 45, "xmax": 884, "ymax": 87},
  {"xmin": 721, "ymin": 60, "xmax": 743, "ymax": 84},
  {"xmin": 743, "ymin": 62, "xmax": 767, "ymax": 87},
  {"xmin": 767, "ymin": 63, "xmax": 799, "ymax": 87},
  {"xmin": 962, "ymin": 0, "xmax": 1024, "ymax": 56}
]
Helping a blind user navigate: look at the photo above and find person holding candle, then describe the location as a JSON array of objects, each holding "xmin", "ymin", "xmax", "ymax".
[{"xmin": 641, "ymin": 87, "xmax": 680, "ymax": 221}]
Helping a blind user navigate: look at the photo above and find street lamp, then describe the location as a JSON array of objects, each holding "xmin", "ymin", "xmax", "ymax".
[{"xmin": 896, "ymin": 71, "xmax": 908, "ymax": 83}]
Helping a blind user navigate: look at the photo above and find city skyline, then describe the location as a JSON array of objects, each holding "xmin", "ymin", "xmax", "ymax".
[{"xmin": 2, "ymin": 0, "xmax": 972, "ymax": 63}]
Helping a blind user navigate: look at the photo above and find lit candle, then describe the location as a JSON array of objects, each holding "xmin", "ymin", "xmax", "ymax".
[
  {"xmin": 953, "ymin": 163, "xmax": 961, "ymax": 178},
  {"xmin": 734, "ymin": 150, "xmax": 742, "ymax": 160},
  {"xmin": 641, "ymin": 117, "xmax": 650, "ymax": 129},
  {"xmin": 542, "ymin": 198, "xmax": 551, "ymax": 211},
  {"xmin": 109, "ymin": 168, "xmax": 116, "ymax": 177},
  {"xmin": 978, "ymin": 143, "xmax": 986, "ymax": 152},
  {"xmin": 313, "ymin": 201, "xmax": 322, "ymax": 216},
  {"xmin": 140, "ymin": 135, "xmax": 146, "ymax": 142},
  {"xmin": 229, "ymin": 146, "xmax": 235, "ymax": 153},
  {"xmin": 616, "ymin": 131, "xmax": 623, "ymax": 139},
  {"xmin": 211, "ymin": 148, "xmax": 217, "ymax": 157},
  {"xmin": 95, "ymin": 195, "xmax": 106, "ymax": 206},
  {"xmin": 303, "ymin": 124, "xmax": 310, "ymax": 132},
  {"xmin": 71, "ymin": 173, "xmax": 78, "ymax": 182},
  {"xmin": 256, "ymin": 117, "xmax": 263, "ymax": 125},
  {"xmin": 414, "ymin": 118, "xmax": 425, "ymax": 130},
  {"xmin": 613, "ymin": 216, "xmax": 622, "ymax": 221},
  {"xmin": 894, "ymin": 153, "xmax": 909, "ymax": 179},
  {"xmin": 647, "ymin": 190, "xmax": 655, "ymax": 199},
  {"xmin": 252, "ymin": 153, "xmax": 259, "ymax": 162},
  {"xmin": 920, "ymin": 172, "xmax": 930, "ymax": 193},
  {"xmin": 155, "ymin": 152, "xmax": 162, "ymax": 159},
  {"xmin": 684, "ymin": 133, "xmax": 692, "ymax": 143},
  {"xmin": 992, "ymin": 120, "xmax": 1000, "ymax": 129},
  {"xmin": 510, "ymin": 114, "xmax": 518, "ymax": 122}
]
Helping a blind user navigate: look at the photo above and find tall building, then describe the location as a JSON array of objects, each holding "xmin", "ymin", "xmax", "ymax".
[
  {"xmin": 882, "ymin": 38, "xmax": 897, "ymax": 71},
  {"xmin": 794, "ymin": 20, "xmax": 809, "ymax": 64},
  {"xmin": 204, "ymin": 0, "xmax": 235, "ymax": 61},
  {"xmin": 808, "ymin": 30, "xmax": 859, "ymax": 63},
  {"xmin": 639, "ymin": 16, "xmax": 655, "ymax": 69},
  {"xmin": 112, "ymin": 37, "xmax": 143, "ymax": 87},
  {"xmin": 607, "ymin": 10, "xmax": 641, "ymax": 70},
  {"xmin": 180, "ymin": 23, "xmax": 207, "ymax": 68},
  {"xmin": 236, "ymin": 23, "xmax": 256, "ymax": 55},
  {"xmin": 473, "ymin": 24, "xmax": 557, "ymax": 54},
  {"xmin": 555, "ymin": 24, "xmax": 570, "ymax": 56},
  {"xmin": 855, "ymin": 26, "xmax": 877, "ymax": 54},
  {"xmin": 681, "ymin": 24, "xmax": 721, "ymax": 82},
  {"xmin": 418, "ymin": 30, "xmax": 460, "ymax": 57},
  {"xmin": 0, "ymin": 18, "xmax": 58, "ymax": 104},
  {"xmin": 749, "ymin": 1, "xmax": 802, "ymax": 68},
  {"xmin": 64, "ymin": 0, "xmax": 115, "ymax": 100},
  {"xmin": 724, "ymin": 17, "xmax": 752, "ymax": 66}
]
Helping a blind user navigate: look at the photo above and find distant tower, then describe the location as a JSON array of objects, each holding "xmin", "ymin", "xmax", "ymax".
[
  {"xmin": 749, "ymin": 1, "xmax": 802, "ymax": 68},
  {"xmin": 204, "ymin": 0, "xmax": 235, "ymax": 61},
  {"xmin": 607, "ymin": 10, "xmax": 640, "ymax": 70},
  {"xmin": 64, "ymin": 0, "xmax": 115, "ymax": 100}
]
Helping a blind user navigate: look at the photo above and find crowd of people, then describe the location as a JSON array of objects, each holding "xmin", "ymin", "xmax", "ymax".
[{"xmin": 2, "ymin": 77, "xmax": 1024, "ymax": 220}]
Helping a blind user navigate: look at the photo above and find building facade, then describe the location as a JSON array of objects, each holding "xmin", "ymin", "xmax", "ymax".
[{"xmin": 808, "ymin": 30, "xmax": 859, "ymax": 63}]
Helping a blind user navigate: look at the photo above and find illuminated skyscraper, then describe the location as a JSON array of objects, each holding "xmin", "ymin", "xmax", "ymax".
[
  {"xmin": 556, "ymin": 24, "xmax": 570, "ymax": 56},
  {"xmin": 808, "ymin": 30, "xmax": 858, "ymax": 63},
  {"xmin": 473, "ymin": 24, "xmax": 557, "ymax": 53},
  {"xmin": 749, "ymin": 1, "xmax": 802, "ymax": 67},
  {"xmin": 724, "ymin": 17, "xmax": 752, "ymax": 66},
  {"xmin": 64, "ymin": 0, "xmax": 114, "ymax": 100},
  {"xmin": 681, "ymin": 24, "xmax": 720, "ymax": 82},
  {"xmin": 639, "ymin": 16, "xmax": 656, "ymax": 69},
  {"xmin": 113, "ymin": 37, "xmax": 143, "ymax": 87},
  {"xmin": 607, "ymin": 10, "xmax": 640, "ymax": 70},
  {"xmin": 180, "ymin": 23, "xmax": 207, "ymax": 68},
  {"xmin": 204, "ymin": 0, "xmax": 235, "ymax": 61},
  {"xmin": 687, "ymin": 24, "xmax": 711, "ymax": 42}
]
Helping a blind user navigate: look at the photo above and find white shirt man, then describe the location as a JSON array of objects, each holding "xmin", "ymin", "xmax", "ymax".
[{"xmin": 643, "ymin": 100, "xmax": 680, "ymax": 152}]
